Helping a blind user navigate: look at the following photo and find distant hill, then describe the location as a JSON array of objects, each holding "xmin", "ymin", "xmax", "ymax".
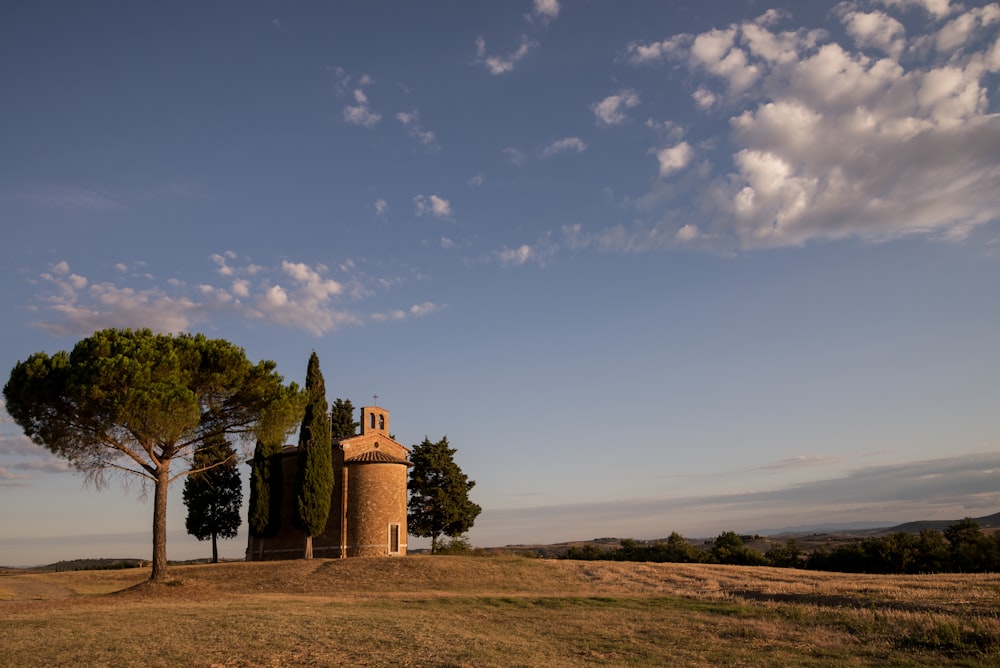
[
  {"xmin": 885, "ymin": 511, "xmax": 1000, "ymax": 535},
  {"xmin": 760, "ymin": 511, "xmax": 1000, "ymax": 537},
  {"xmin": 37, "ymin": 558, "xmax": 148, "ymax": 572}
]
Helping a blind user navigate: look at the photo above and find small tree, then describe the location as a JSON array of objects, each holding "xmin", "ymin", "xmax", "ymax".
[
  {"xmin": 330, "ymin": 398, "xmax": 359, "ymax": 440},
  {"xmin": 293, "ymin": 352, "xmax": 333, "ymax": 559},
  {"xmin": 182, "ymin": 433, "xmax": 243, "ymax": 563},
  {"xmin": 408, "ymin": 436, "xmax": 481, "ymax": 554},
  {"xmin": 3, "ymin": 328, "xmax": 298, "ymax": 581}
]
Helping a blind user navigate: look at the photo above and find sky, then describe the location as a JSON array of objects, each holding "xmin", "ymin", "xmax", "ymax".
[{"xmin": 1, "ymin": 0, "xmax": 999, "ymax": 566}]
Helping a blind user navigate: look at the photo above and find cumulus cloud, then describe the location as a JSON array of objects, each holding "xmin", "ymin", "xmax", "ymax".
[
  {"xmin": 414, "ymin": 194, "xmax": 454, "ymax": 220},
  {"xmin": 655, "ymin": 142, "xmax": 693, "ymax": 176},
  {"xmin": 24, "ymin": 254, "xmax": 438, "ymax": 337},
  {"xmin": 540, "ymin": 137, "xmax": 587, "ymax": 157},
  {"xmin": 604, "ymin": 3, "xmax": 1000, "ymax": 252},
  {"xmin": 475, "ymin": 35, "xmax": 536, "ymax": 75},
  {"xmin": 593, "ymin": 90, "xmax": 641, "ymax": 125}
]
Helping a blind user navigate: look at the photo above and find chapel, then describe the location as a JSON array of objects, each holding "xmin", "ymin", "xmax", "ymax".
[{"xmin": 245, "ymin": 405, "xmax": 412, "ymax": 560}]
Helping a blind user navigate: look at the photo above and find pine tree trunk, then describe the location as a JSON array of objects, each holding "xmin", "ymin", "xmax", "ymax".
[
  {"xmin": 151, "ymin": 463, "xmax": 170, "ymax": 581},
  {"xmin": 304, "ymin": 534, "xmax": 314, "ymax": 559},
  {"xmin": 211, "ymin": 531, "xmax": 219, "ymax": 563}
]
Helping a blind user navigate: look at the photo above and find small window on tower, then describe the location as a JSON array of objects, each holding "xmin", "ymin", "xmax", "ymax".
[
  {"xmin": 379, "ymin": 414, "xmax": 385, "ymax": 430},
  {"xmin": 370, "ymin": 412, "xmax": 376, "ymax": 429}
]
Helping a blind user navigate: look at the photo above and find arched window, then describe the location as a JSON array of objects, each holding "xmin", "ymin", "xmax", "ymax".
[
  {"xmin": 379, "ymin": 414, "xmax": 385, "ymax": 430},
  {"xmin": 370, "ymin": 412, "xmax": 376, "ymax": 429}
]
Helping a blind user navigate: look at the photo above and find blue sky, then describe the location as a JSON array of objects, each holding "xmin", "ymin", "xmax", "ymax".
[{"xmin": 2, "ymin": 0, "xmax": 999, "ymax": 566}]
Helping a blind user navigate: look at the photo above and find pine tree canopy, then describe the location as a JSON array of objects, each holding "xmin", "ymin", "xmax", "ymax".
[{"xmin": 2, "ymin": 328, "xmax": 299, "ymax": 580}]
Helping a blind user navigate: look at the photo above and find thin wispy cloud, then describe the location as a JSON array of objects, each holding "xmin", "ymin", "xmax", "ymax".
[
  {"xmin": 540, "ymin": 137, "xmax": 587, "ymax": 157},
  {"xmin": 25, "ymin": 255, "xmax": 439, "ymax": 337},
  {"xmin": 479, "ymin": 452, "xmax": 1000, "ymax": 542},
  {"xmin": 396, "ymin": 110, "xmax": 439, "ymax": 150},
  {"xmin": 475, "ymin": 35, "xmax": 536, "ymax": 75}
]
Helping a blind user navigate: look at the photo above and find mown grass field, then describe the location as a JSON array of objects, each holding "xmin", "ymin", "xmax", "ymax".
[{"xmin": 1, "ymin": 555, "xmax": 998, "ymax": 666}]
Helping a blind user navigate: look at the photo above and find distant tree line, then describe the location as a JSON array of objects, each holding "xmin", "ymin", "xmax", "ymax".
[{"xmin": 563, "ymin": 518, "xmax": 1000, "ymax": 574}]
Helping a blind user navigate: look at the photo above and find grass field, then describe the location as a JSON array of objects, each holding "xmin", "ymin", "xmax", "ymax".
[{"xmin": 1, "ymin": 555, "xmax": 998, "ymax": 666}]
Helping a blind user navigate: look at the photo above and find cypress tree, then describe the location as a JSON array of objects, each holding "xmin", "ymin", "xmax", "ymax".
[
  {"xmin": 182, "ymin": 433, "xmax": 243, "ymax": 563},
  {"xmin": 293, "ymin": 352, "xmax": 333, "ymax": 559}
]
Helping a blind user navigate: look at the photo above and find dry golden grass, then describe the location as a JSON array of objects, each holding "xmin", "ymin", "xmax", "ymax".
[{"xmin": 1, "ymin": 556, "xmax": 998, "ymax": 667}]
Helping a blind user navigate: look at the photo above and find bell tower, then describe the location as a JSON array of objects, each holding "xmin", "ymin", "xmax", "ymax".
[{"xmin": 361, "ymin": 405, "xmax": 389, "ymax": 436}]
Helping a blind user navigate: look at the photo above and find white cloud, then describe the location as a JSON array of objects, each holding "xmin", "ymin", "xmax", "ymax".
[
  {"xmin": 414, "ymin": 194, "xmax": 454, "ymax": 220},
  {"xmin": 532, "ymin": 0, "xmax": 560, "ymax": 24},
  {"xmin": 655, "ymin": 142, "xmax": 693, "ymax": 176},
  {"xmin": 610, "ymin": 3, "xmax": 1000, "ymax": 252},
  {"xmin": 374, "ymin": 198, "xmax": 388, "ymax": 217},
  {"xmin": 341, "ymin": 76, "xmax": 382, "ymax": 128},
  {"xmin": 370, "ymin": 301, "xmax": 444, "ymax": 322},
  {"xmin": 877, "ymin": 0, "xmax": 955, "ymax": 20},
  {"xmin": 593, "ymin": 90, "xmax": 641, "ymax": 125},
  {"xmin": 840, "ymin": 8, "xmax": 907, "ymax": 58},
  {"xmin": 932, "ymin": 4, "xmax": 1000, "ymax": 53},
  {"xmin": 467, "ymin": 173, "xmax": 485, "ymax": 187},
  {"xmin": 675, "ymin": 224, "xmax": 702, "ymax": 242},
  {"xmin": 25, "ymin": 255, "xmax": 436, "ymax": 337},
  {"xmin": 492, "ymin": 233, "xmax": 558, "ymax": 268},
  {"xmin": 692, "ymin": 86, "xmax": 717, "ymax": 109},
  {"xmin": 396, "ymin": 110, "xmax": 439, "ymax": 149},
  {"xmin": 475, "ymin": 35, "xmax": 536, "ymax": 75},
  {"xmin": 540, "ymin": 137, "xmax": 587, "ymax": 157},
  {"xmin": 496, "ymin": 244, "xmax": 535, "ymax": 266}
]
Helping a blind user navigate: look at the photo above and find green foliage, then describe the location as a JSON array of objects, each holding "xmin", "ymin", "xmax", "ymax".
[
  {"xmin": 3, "ymin": 328, "xmax": 295, "ymax": 581},
  {"xmin": 182, "ymin": 434, "xmax": 243, "ymax": 562},
  {"xmin": 765, "ymin": 539, "xmax": 803, "ymax": 568},
  {"xmin": 806, "ymin": 520, "xmax": 1000, "ymax": 574},
  {"xmin": 408, "ymin": 436, "xmax": 482, "ymax": 554},
  {"xmin": 330, "ymin": 398, "xmax": 359, "ymax": 440},
  {"xmin": 710, "ymin": 532, "xmax": 767, "ymax": 566},
  {"xmin": 565, "ymin": 533, "xmax": 706, "ymax": 563},
  {"xmin": 945, "ymin": 518, "xmax": 998, "ymax": 573},
  {"xmin": 436, "ymin": 535, "xmax": 474, "ymax": 555},
  {"xmin": 292, "ymin": 352, "xmax": 333, "ymax": 555},
  {"xmin": 247, "ymin": 438, "xmax": 284, "ymax": 539}
]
